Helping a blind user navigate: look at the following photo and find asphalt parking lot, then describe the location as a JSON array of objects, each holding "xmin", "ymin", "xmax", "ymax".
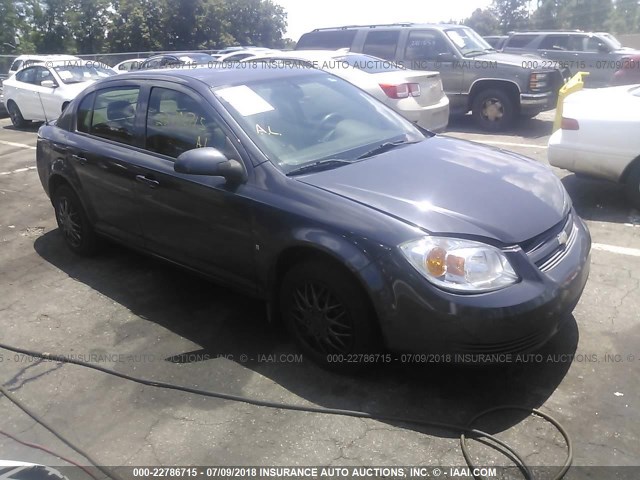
[{"xmin": 0, "ymin": 110, "xmax": 639, "ymax": 479}]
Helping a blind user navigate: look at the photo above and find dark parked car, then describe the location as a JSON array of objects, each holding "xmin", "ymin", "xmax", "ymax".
[
  {"xmin": 36, "ymin": 65, "xmax": 591, "ymax": 370},
  {"xmin": 139, "ymin": 53, "xmax": 215, "ymax": 70},
  {"xmin": 502, "ymin": 31, "xmax": 640, "ymax": 87},
  {"xmin": 483, "ymin": 35, "xmax": 508, "ymax": 50}
]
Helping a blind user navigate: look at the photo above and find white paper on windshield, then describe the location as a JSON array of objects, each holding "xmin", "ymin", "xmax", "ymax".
[
  {"xmin": 215, "ymin": 85, "xmax": 274, "ymax": 116},
  {"xmin": 58, "ymin": 70, "xmax": 73, "ymax": 80},
  {"xmin": 447, "ymin": 30, "xmax": 466, "ymax": 48}
]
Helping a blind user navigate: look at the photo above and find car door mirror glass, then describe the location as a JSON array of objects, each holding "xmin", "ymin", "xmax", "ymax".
[{"xmin": 174, "ymin": 147, "xmax": 247, "ymax": 183}]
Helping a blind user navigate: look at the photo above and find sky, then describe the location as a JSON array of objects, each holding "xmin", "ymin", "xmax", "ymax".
[{"xmin": 275, "ymin": 0, "xmax": 494, "ymax": 41}]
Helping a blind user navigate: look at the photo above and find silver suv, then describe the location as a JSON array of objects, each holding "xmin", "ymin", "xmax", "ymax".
[
  {"xmin": 502, "ymin": 31, "xmax": 640, "ymax": 87},
  {"xmin": 296, "ymin": 23, "xmax": 568, "ymax": 131}
]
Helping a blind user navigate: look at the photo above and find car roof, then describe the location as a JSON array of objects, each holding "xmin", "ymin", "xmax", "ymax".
[
  {"xmin": 103, "ymin": 63, "xmax": 323, "ymax": 87},
  {"xmin": 307, "ymin": 23, "xmax": 464, "ymax": 32},
  {"xmin": 15, "ymin": 54, "xmax": 80, "ymax": 61}
]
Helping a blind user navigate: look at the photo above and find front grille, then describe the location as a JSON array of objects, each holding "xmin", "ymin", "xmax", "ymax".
[{"xmin": 522, "ymin": 213, "xmax": 576, "ymax": 273}]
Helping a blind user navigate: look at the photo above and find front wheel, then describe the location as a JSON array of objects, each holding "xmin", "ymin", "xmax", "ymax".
[
  {"xmin": 53, "ymin": 185, "xmax": 99, "ymax": 256},
  {"xmin": 7, "ymin": 101, "xmax": 28, "ymax": 128},
  {"xmin": 624, "ymin": 163, "xmax": 640, "ymax": 209},
  {"xmin": 280, "ymin": 260, "xmax": 380, "ymax": 372},
  {"xmin": 471, "ymin": 89, "xmax": 516, "ymax": 132}
]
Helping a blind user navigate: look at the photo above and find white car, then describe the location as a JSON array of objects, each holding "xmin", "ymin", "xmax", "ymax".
[
  {"xmin": 6, "ymin": 54, "xmax": 81, "ymax": 78},
  {"xmin": 548, "ymin": 84, "xmax": 640, "ymax": 208},
  {"xmin": 216, "ymin": 48, "xmax": 277, "ymax": 62},
  {"xmin": 113, "ymin": 58, "xmax": 147, "ymax": 73},
  {"xmin": 3, "ymin": 60, "xmax": 116, "ymax": 127},
  {"xmin": 245, "ymin": 50, "xmax": 450, "ymax": 132}
]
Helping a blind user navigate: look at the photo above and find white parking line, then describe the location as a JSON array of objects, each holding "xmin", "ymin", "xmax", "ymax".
[
  {"xmin": 0, "ymin": 140, "xmax": 37, "ymax": 150},
  {"xmin": 0, "ymin": 166, "xmax": 37, "ymax": 176},
  {"xmin": 593, "ymin": 243, "xmax": 640, "ymax": 257}
]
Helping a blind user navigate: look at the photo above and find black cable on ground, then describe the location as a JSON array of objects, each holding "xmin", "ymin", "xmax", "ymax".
[
  {"xmin": 0, "ymin": 342, "xmax": 573, "ymax": 480},
  {"xmin": 0, "ymin": 426, "xmax": 101, "ymax": 480}
]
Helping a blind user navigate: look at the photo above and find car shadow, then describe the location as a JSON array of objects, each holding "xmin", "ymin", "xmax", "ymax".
[
  {"xmin": 2, "ymin": 122, "xmax": 42, "ymax": 132},
  {"xmin": 446, "ymin": 113, "xmax": 553, "ymax": 139},
  {"xmin": 33, "ymin": 230, "xmax": 578, "ymax": 444},
  {"xmin": 562, "ymin": 173, "xmax": 640, "ymax": 225}
]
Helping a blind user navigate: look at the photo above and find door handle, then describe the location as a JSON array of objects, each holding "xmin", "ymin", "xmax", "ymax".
[
  {"xmin": 71, "ymin": 153, "xmax": 87, "ymax": 165},
  {"xmin": 135, "ymin": 175, "xmax": 160, "ymax": 188}
]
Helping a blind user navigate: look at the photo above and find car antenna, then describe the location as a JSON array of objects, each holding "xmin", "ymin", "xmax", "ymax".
[{"xmin": 37, "ymin": 91, "xmax": 49, "ymax": 125}]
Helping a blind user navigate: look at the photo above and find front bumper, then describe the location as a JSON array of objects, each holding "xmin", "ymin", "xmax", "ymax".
[
  {"xmin": 520, "ymin": 91, "xmax": 556, "ymax": 113},
  {"xmin": 368, "ymin": 212, "xmax": 591, "ymax": 356}
]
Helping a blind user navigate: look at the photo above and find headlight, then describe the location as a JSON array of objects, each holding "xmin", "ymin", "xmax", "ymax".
[
  {"xmin": 399, "ymin": 237, "xmax": 519, "ymax": 293},
  {"xmin": 529, "ymin": 72, "xmax": 550, "ymax": 91}
]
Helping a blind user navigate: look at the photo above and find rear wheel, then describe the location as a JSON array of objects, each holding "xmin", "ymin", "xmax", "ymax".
[
  {"xmin": 52, "ymin": 185, "xmax": 99, "ymax": 256},
  {"xmin": 280, "ymin": 259, "xmax": 380, "ymax": 372},
  {"xmin": 624, "ymin": 163, "xmax": 640, "ymax": 209},
  {"xmin": 7, "ymin": 101, "xmax": 28, "ymax": 128},
  {"xmin": 472, "ymin": 89, "xmax": 516, "ymax": 132}
]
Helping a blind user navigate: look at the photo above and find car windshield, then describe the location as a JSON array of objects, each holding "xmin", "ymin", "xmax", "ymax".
[
  {"xmin": 600, "ymin": 33, "xmax": 622, "ymax": 49},
  {"xmin": 179, "ymin": 53, "xmax": 214, "ymax": 63},
  {"xmin": 213, "ymin": 73, "xmax": 425, "ymax": 174},
  {"xmin": 445, "ymin": 28, "xmax": 493, "ymax": 56},
  {"xmin": 53, "ymin": 65, "xmax": 116, "ymax": 84}
]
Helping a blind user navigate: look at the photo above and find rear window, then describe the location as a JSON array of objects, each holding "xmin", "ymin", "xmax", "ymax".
[
  {"xmin": 296, "ymin": 30, "xmax": 356, "ymax": 50},
  {"xmin": 337, "ymin": 54, "xmax": 403, "ymax": 73},
  {"xmin": 362, "ymin": 31, "xmax": 400, "ymax": 60},
  {"xmin": 505, "ymin": 35, "xmax": 538, "ymax": 48}
]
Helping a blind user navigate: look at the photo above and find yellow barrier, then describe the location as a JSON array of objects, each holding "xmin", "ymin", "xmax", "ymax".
[{"xmin": 552, "ymin": 71, "xmax": 589, "ymax": 133}]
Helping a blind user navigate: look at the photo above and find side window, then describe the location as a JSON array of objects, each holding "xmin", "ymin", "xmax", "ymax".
[
  {"xmin": 567, "ymin": 35, "xmax": 587, "ymax": 51},
  {"xmin": 10, "ymin": 60, "xmax": 23, "ymax": 72},
  {"xmin": 504, "ymin": 35, "xmax": 538, "ymax": 48},
  {"xmin": 77, "ymin": 92, "xmax": 95, "ymax": 133},
  {"xmin": 145, "ymin": 87, "xmax": 240, "ymax": 160},
  {"xmin": 34, "ymin": 66, "xmax": 55, "ymax": 86},
  {"xmin": 539, "ymin": 35, "xmax": 569, "ymax": 51},
  {"xmin": 90, "ymin": 87, "xmax": 140, "ymax": 145},
  {"xmin": 405, "ymin": 30, "xmax": 451, "ymax": 61},
  {"xmin": 585, "ymin": 36, "xmax": 605, "ymax": 53},
  {"xmin": 15, "ymin": 67, "xmax": 37, "ymax": 84},
  {"xmin": 363, "ymin": 31, "xmax": 400, "ymax": 60}
]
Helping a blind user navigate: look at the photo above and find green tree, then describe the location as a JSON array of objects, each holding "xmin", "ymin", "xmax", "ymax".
[
  {"xmin": 67, "ymin": 0, "xmax": 111, "ymax": 53},
  {"xmin": 107, "ymin": 0, "xmax": 165, "ymax": 52},
  {"xmin": 491, "ymin": 0, "xmax": 531, "ymax": 33},
  {"xmin": 464, "ymin": 8, "xmax": 500, "ymax": 35},
  {"xmin": 223, "ymin": 0, "xmax": 287, "ymax": 47},
  {"xmin": 32, "ymin": 0, "xmax": 74, "ymax": 53},
  {"xmin": 606, "ymin": 0, "xmax": 640, "ymax": 34}
]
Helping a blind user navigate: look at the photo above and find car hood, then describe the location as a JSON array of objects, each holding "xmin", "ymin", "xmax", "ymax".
[
  {"xmin": 478, "ymin": 51, "xmax": 547, "ymax": 68},
  {"xmin": 297, "ymin": 136, "xmax": 570, "ymax": 244},
  {"xmin": 60, "ymin": 81, "xmax": 96, "ymax": 99}
]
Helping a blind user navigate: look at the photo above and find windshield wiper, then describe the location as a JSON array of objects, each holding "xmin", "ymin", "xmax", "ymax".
[
  {"xmin": 356, "ymin": 140, "xmax": 416, "ymax": 160},
  {"xmin": 464, "ymin": 49, "xmax": 489, "ymax": 57},
  {"xmin": 286, "ymin": 159, "xmax": 354, "ymax": 176}
]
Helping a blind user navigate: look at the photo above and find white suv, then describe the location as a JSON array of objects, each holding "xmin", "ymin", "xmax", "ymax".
[{"xmin": 7, "ymin": 55, "xmax": 81, "ymax": 78}]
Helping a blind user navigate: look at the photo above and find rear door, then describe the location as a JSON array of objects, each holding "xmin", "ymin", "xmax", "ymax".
[{"xmin": 68, "ymin": 85, "xmax": 145, "ymax": 245}]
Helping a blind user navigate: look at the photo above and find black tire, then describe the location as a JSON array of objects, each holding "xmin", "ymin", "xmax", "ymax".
[
  {"xmin": 471, "ymin": 88, "xmax": 517, "ymax": 132},
  {"xmin": 624, "ymin": 163, "xmax": 640, "ymax": 210},
  {"xmin": 280, "ymin": 259, "xmax": 380, "ymax": 372},
  {"xmin": 52, "ymin": 185, "xmax": 99, "ymax": 256},
  {"xmin": 7, "ymin": 101, "xmax": 28, "ymax": 128}
]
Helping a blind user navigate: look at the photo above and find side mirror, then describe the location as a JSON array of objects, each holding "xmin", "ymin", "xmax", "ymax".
[
  {"xmin": 41, "ymin": 79, "xmax": 57, "ymax": 88},
  {"xmin": 174, "ymin": 147, "xmax": 247, "ymax": 184},
  {"xmin": 436, "ymin": 52, "xmax": 456, "ymax": 63}
]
